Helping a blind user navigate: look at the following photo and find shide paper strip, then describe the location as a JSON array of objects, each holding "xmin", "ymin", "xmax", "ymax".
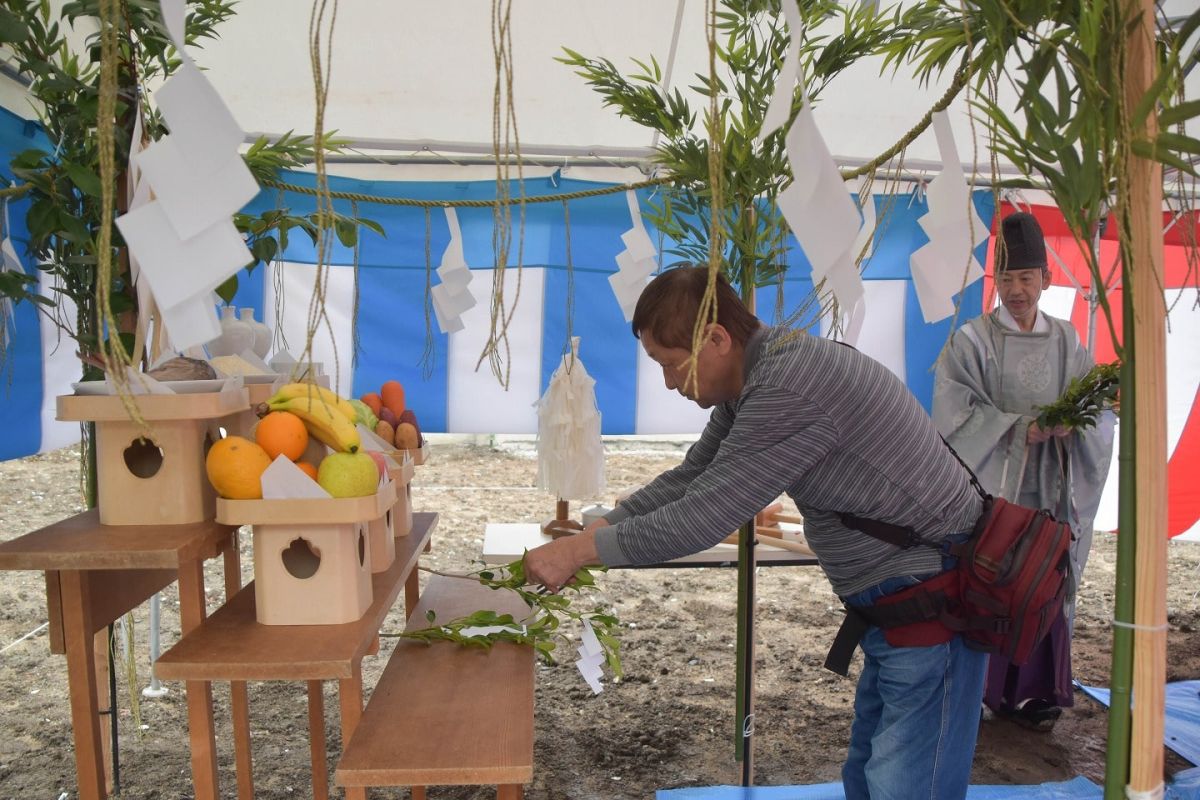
[
  {"xmin": 113, "ymin": 0, "xmax": 256, "ymax": 350},
  {"xmin": 431, "ymin": 207, "xmax": 476, "ymax": 333},
  {"xmin": 908, "ymin": 111, "xmax": 987, "ymax": 323},
  {"xmin": 575, "ymin": 618, "xmax": 606, "ymax": 694},
  {"xmin": 608, "ymin": 191, "xmax": 659, "ymax": 321}
]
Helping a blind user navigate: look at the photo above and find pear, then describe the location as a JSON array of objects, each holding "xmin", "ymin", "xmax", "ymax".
[{"xmin": 317, "ymin": 452, "xmax": 379, "ymax": 498}]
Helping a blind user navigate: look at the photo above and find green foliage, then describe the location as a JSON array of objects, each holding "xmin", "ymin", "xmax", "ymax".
[
  {"xmin": 0, "ymin": 1, "xmax": 380, "ymax": 366},
  {"xmin": 875, "ymin": 2, "xmax": 1200, "ymax": 358},
  {"xmin": 1035, "ymin": 360, "xmax": 1121, "ymax": 431},
  {"xmin": 559, "ymin": 0, "xmax": 896, "ymax": 299},
  {"xmin": 399, "ymin": 559, "xmax": 622, "ymax": 678}
]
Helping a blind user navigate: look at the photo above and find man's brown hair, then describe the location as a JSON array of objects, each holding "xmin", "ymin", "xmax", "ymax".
[{"xmin": 631, "ymin": 266, "xmax": 760, "ymax": 349}]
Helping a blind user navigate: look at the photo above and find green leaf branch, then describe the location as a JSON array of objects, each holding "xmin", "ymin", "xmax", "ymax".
[
  {"xmin": 396, "ymin": 559, "xmax": 623, "ymax": 678},
  {"xmin": 1035, "ymin": 360, "xmax": 1121, "ymax": 431}
]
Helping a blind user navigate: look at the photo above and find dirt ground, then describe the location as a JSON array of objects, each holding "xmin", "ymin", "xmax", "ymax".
[{"xmin": 0, "ymin": 438, "xmax": 1197, "ymax": 800}]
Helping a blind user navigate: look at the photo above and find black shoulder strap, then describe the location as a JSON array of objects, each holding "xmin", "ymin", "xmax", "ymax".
[
  {"xmin": 939, "ymin": 435, "xmax": 990, "ymax": 501},
  {"xmin": 838, "ymin": 512, "xmax": 930, "ymax": 549}
]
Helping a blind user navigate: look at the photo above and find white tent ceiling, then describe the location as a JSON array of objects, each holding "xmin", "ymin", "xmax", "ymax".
[
  {"xmin": 193, "ymin": 1, "xmax": 1016, "ymax": 174},
  {"xmin": 3, "ymin": 1, "xmax": 1195, "ymax": 183}
]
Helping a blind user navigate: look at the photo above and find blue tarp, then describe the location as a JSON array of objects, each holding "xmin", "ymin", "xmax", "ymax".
[
  {"xmin": 656, "ymin": 776, "xmax": 1104, "ymax": 800},
  {"xmin": 1078, "ymin": 680, "xmax": 1200, "ymax": 767}
]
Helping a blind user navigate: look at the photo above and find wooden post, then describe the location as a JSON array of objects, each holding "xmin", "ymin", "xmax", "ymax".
[{"xmin": 1123, "ymin": 0, "xmax": 1168, "ymax": 793}]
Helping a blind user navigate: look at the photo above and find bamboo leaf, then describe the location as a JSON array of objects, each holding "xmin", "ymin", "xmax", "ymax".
[{"xmin": 1158, "ymin": 100, "xmax": 1200, "ymax": 129}]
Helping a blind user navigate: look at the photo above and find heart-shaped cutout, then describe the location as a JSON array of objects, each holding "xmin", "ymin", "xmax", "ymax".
[
  {"xmin": 122, "ymin": 437, "xmax": 164, "ymax": 479},
  {"xmin": 282, "ymin": 537, "xmax": 321, "ymax": 579}
]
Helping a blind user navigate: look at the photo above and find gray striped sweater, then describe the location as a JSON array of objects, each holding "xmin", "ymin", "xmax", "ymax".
[{"xmin": 594, "ymin": 325, "xmax": 983, "ymax": 597}]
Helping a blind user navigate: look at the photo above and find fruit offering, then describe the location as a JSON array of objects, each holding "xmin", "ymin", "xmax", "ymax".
[
  {"xmin": 359, "ymin": 379, "xmax": 424, "ymax": 451},
  {"xmin": 317, "ymin": 451, "xmax": 380, "ymax": 498},
  {"xmin": 295, "ymin": 461, "xmax": 320, "ymax": 481},
  {"xmin": 255, "ymin": 411, "xmax": 309, "ymax": 461},
  {"xmin": 262, "ymin": 382, "xmax": 361, "ymax": 453},
  {"xmin": 348, "ymin": 399, "xmax": 378, "ymax": 430},
  {"xmin": 205, "ymin": 436, "xmax": 272, "ymax": 499}
]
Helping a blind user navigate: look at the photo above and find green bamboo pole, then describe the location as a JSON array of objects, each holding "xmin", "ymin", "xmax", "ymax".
[{"xmin": 1103, "ymin": 293, "xmax": 1135, "ymax": 800}]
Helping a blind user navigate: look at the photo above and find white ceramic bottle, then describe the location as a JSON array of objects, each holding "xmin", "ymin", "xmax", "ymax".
[
  {"xmin": 210, "ymin": 305, "xmax": 255, "ymax": 357},
  {"xmin": 240, "ymin": 307, "xmax": 272, "ymax": 359}
]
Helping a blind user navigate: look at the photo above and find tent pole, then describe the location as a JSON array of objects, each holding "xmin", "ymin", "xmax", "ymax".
[{"xmin": 733, "ymin": 285, "xmax": 757, "ymax": 785}]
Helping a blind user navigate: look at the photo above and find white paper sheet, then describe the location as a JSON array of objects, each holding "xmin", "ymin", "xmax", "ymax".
[
  {"xmin": 158, "ymin": 295, "xmax": 223, "ymax": 351},
  {"xmin": 137, "ymin": 136, "xmax": 260, "ymax": 240},
  {"xmin": 116, "ymin": 204, "xmax": 250, "ymax": 311},
  {"xmin": 154, "ymin": 62, "xmax": 244, "ymax": 175},
  {"xmin": 261, "ymin": 454, "xmax": 332, "ymax": 499}
]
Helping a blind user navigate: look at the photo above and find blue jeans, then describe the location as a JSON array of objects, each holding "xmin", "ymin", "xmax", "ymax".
[{"xmin": 839, "ymin": 557, "xmax": 988, "ymax": 799}]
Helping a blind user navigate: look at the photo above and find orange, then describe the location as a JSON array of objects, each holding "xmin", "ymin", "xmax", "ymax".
[
  {"xmin": 255, "ymin": 411, "xmax": 309, "ymax": 461},
  {"xmin": 205, "ymin": 436, "xmax": 272, "ymax": 499},
  {"xmin": 295, "ymin": 461, "xmax": 319, "ymax": 481}
]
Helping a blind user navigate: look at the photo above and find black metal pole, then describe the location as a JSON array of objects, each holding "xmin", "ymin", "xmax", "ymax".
[
  {"xmin": 735, "ymin": 521, "xmax": 757, "ymax": 785},
  {"xmin": 105, "ymin": 623, "xmax": 120, "ymax": 796}
]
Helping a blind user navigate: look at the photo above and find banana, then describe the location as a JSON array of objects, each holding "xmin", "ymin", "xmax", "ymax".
[
  {"xmin": 267, "ymin": 382, "xmax": 357, "ymax": 423},
  {"xmin": 270, "ymin": 395, "xmax": 361, "ymax": 453}
]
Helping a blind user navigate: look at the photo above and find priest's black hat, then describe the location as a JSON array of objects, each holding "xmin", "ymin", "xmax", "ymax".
[{"xmin": 996, "ymin": 211, "xmax": 1048, "ymax": 272}]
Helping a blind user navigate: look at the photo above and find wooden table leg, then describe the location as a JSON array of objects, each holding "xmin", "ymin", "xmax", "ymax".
[
  {"xmin": 338, "ymin": 663, "xmax": 366, "ymax": 800},
  {"xmin": 176, "ymin": 558, "xmax": 220, "ymax": 800},
  {"xmin": 93, "ymin": 626, "xmax": 114, "ymax": 796},
  {"xmin": 222, "ymin": 532, "xmax": 255, "ymax": 800},
  {"xmin": 59, "ymin": 570, "xmax": 106, "ymax": 800},
  {"xmin": 404, "ymin": 562, "xmax": 420, "ymax": 620},
  {"xmin": 307, "ymin": 680, "xmax": 330, "ymax": 800},
  {"xmin": 497, "ymin": 785, "xmax": 523, "ymax": 800}
]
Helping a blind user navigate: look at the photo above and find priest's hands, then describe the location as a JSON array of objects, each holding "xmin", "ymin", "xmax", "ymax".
[
  {"xmin": 1027, "ymin": 421, "xmax": 1072, "ymax": 444},
  {"xmin": 524, "ymin": 528, "xmax": 600, "ymax": 594}
]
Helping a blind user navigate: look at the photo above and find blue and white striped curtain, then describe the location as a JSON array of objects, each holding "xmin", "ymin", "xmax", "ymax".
[{"xmin": 0, "ymin": 112, "xmax": 995, "ymax": 460}]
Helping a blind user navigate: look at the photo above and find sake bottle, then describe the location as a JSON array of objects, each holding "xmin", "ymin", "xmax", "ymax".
[{"xmin": 240, "ymin": 307, "xmax": 272, "ymax": 359}]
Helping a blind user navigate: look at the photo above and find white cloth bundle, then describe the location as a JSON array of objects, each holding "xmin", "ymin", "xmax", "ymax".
[{"xmin": 536, "ymin": 337, "xmax": 605, "ymax": 502}]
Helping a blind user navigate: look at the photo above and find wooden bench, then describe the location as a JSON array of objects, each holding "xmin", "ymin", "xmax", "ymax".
[{"xmin": 335, "ymin": 574, "xmax": 535, "ymax": 799}]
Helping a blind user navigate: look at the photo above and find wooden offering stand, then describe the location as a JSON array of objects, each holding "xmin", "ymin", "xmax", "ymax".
[
  {"xmin": 57, "ymin": 390, "xmax": 249, "ymax": 527},
  {"xmin": 217, "ymin": 481, "xmax": 397, "ymax": 626}
]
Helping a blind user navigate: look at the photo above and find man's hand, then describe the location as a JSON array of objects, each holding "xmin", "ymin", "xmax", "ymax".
[
  {"xmin": 524, "ymin": 529, "xmax": 600, "ymax": 594},
  {"xmin": 1027, "ymin": 421, "xmax": 1072, "ymax": 444}
]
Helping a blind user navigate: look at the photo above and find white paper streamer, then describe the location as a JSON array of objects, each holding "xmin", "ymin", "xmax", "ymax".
[
  {"xmin": 908, "ymin": 111, "xmax": 987, "ymax": 323},
  {"xmin": 767, "ymin": 7, "xmax": 866, "ymax": 339},
  {"xmin": 0, "ymin": 199, "xmax": 24, "ymax": 350},
  {"xmin": 607, "ymin": 191, "xmax": 659, "ymax": 321},
  {"xmin": 430, "ymin": 207, "xmax": 476, "ymax": 333},
  {"xmin": 112, "ymin": 1, "xmax": 254, "ymax": 351},
  {"xmin": 574, "ymin": 618, "xmax": 607, "ymax": 695},
  {"xmin": 759, "ymin": 3, "xmax": 805, "ymax": 141}
]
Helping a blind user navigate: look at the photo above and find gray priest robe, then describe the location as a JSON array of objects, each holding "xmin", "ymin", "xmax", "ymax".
[{"xmin": 932, "ymin": 307, "xmax": 1115, "ymax": 590}]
